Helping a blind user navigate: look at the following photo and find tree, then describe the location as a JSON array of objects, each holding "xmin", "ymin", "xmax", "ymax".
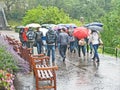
[
  {"xmin": 3, "ymin": 0, "xmax": 17, "ymax": 12},
  {"xmin": 22, "ymin": 5, "xmax": 79, "ymax": 25}
]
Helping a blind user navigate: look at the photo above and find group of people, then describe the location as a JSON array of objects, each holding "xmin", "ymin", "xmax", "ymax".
[{"xmin": 19, "ymin": 25, "xmax": 103, "ymax": 65}]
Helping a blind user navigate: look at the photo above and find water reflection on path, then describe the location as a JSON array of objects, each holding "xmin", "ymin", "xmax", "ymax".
[{"xmin": 56, "ymin": 50, "xmax": 120, "ymax": 90}]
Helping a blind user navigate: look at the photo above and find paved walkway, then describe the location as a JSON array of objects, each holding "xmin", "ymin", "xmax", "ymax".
[{"xmin": 1, "ymin": 30, "xmax": 120, "ymax": 90}]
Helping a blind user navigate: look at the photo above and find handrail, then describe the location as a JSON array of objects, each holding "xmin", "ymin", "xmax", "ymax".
[
  {"xmin": 99, "ymin": 45, "xmax": 120, "ymax": 59},
  {"xmin": 1, "ymin": 8, "xmax": 8, "ymax": 27}
]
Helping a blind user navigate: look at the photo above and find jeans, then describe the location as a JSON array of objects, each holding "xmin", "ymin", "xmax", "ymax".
[
  {"xmin": 57, "ymin": 43, "xmax": 61, "ymax": 55},
  {"xmin": 69, "ymin": 41, "xmax": 75, "ymax": 52},
  {"xmin": 78, "ymin": 45, "xmax": 86, "ymax": 57},
  {"xmin": 47, "ymin": 45, "xmax": 55, "ymax": 62},
  {"xmin": 60, "ymin": 45, "xmax": 67, "ymax": 59},
  {"xmin": 89, "ymin": 43, "xmax": 93, "ymax": 54},
  {"xmin": 92, "ymin": 44, "xmax": 99, "ymax": 61},
  {"xmin": 36, "ymin": 41, "xmax": 42, "ymax": 54}
]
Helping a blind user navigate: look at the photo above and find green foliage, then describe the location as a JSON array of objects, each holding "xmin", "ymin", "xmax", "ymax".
[
  {"xmin": 100, "ymin": 4, "xmax": 120, "ymax": 48},
  {"xmin": 0, "ymin": 46, "xmax": 19, "ymax": 72},
  {"xmin": 22, "ymin": 5, "xmax": 79, "ymax": 25}
]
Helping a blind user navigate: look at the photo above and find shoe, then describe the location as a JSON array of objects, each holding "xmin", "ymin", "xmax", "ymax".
[
  {"xmin": 52, "ymin": 61, "xmax": 55, "ymax": 66},
  {"xmin": 91, "ymin": 58, "xmax": 95, "ymax": 61},
  {"xmin": 63, "ymin": 58, "xmax": 65, "ymax": 62},
  {"xmin": 90, "ymin": 52, "xmax": 92, "ymax": 54},
  {"xmin": 74, "ymin": 49, "xmax": 76, "ymax": 53},
  {"xmin": 96, "ymin": 60, "xmax": 99, "ymax": 63}
]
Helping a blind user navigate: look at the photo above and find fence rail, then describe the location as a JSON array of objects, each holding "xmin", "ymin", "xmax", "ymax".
[{"xmin": 99, "ymin": 45, "xmax": 120, "ymax": 59}]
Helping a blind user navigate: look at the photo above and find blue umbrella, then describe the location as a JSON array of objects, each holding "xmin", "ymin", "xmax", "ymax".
[
  {"xmin": 84, "ymin": 22, "xmax": 103, "ymax": 27},
  {"xmin": 65, "ymin": 24, "xmax": 77, "ymax": 28},
  {"xmin": 58, "ymin": 23, "xmax": 77, "ymax": 28}
]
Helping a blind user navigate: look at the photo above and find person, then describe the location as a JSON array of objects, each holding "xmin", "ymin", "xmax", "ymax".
[
  {"xmin": 46, "ymin": 28, "xmax": 57, "ymax": 65},
  {"xmin": 77, "ymin": 38, "xmax": 86, "ymax": 59},
  {"xmin": 19, "ymin": 28, "xmax": 24, "ymax": 45},
  {"xmin": 21, "ymin": 27, "xmax": 28, "ymax": 47},
  {"xmin": 26, "ymin": 27, "xmax": 36, "ymax": 50},
  {"xmin": 68, "ymin": 32, "xmax": 76, "ymax": 53},
  {"xmin": 35, "ymin": 27, "xmax": 43, "ymax": 54},
  {"xmin": 59, "ymin": 28, "xmax": 69, "ymax": 61},
  {"xmin": 67, "ymin": 26, "xmax": 76, "ymax": 53},
  {"xmin": 56, "ymin": 29, "xmax": 61, "ymax": 56},
  {"xmin": 88, "ymin": 30, "xmax": 101, "ymax": 62}
]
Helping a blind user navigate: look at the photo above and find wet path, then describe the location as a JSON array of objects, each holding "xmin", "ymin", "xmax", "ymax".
[
  {"xmin": 55, "ymin": 51, "xmax": 120, "ymax": 90},
  {"xmin": 1, "ymin": 30, "xmax": 120, "ymax": 90}
]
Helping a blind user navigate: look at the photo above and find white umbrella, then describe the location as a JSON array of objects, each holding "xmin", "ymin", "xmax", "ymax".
[
  {"xmin": 39, "ymin": 28, "xmax": 49, "ymax": 36},
  {"xmin": 26, "ymin": 23, "xmax": 41, "ymax": 28},
  {"xmin": 16, "ymin": 25, "xmax": 24, "ymax": 29}
]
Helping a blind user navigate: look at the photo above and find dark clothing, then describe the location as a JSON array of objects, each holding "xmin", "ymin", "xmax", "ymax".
[
  {"xmin": 59, "ymin": 32, "xmax": 69, "ymax": 45},
  {"xmin": 46, "ymin": 30, "xmax": 57, "ymax": 62},
  {"xmin": 60, "ymin": 45, "xmax": 67, "ymax": 59},
  {"xmin": 26, "ymin": 29, "xmax": 35, "ymax": 50},
  {"xmin": 59, "ymin": 32, "xmax": 69, "ymax": 60},
  {"xmin": 77, "ymin": 39, "xmax": 86, "ymax": 57},
  {"xmin": 35, "ymin": 31, "xmax": 43, "ymax": 54},
  {"xmin": 46, "ymin": 30, "xmax": 57, "ymax": 45}
]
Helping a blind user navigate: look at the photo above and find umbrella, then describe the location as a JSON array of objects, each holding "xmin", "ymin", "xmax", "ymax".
[
  {"xmin": 87, "ymin": 25, "xmax": 103, "ymax": 31},
  {"xmin": 26, "ymin": 23, "xmax": 41, "ymax": 28},
  {"xmin": 73, "ymin": 27, "xmax": 89, "ymax": 39},
  {"xmin": 16, "ymin": 26, "xmax": 24, "ymax": 29},
  {"xmin": 58, "ymin": 23, "xmax": 77, "ymax": 29},
  {"xmin": 65, "ymin": 24, "xmax": 77, "ymax": 28},
  {"xmin": 84, "ymin": 22, "xmax": 103, "ymax": 27},
  {"xmin": 39, "ymin": 28, "xmax": 49, "ymax": 36}
]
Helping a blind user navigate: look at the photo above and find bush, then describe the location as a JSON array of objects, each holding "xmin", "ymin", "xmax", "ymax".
[{"xmin": 0, "ymin": 46, "xmax": 19, "ymax": 72}]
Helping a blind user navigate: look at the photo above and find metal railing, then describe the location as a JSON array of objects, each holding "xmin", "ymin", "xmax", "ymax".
[{"xmin": 99, "ymin": 45, "xmax": 120, "ymax": 59}]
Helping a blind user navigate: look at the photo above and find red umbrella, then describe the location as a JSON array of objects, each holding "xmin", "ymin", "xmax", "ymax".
[{"xmin": 73, "ymin": 27, "xmax": 89, "ymax": 39}]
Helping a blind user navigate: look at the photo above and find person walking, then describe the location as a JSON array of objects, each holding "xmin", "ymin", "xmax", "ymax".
[
  {"xmin": 46, "ymin": 28, "xmax": 57, "ymax": 65},
  {"xmin": 77, "ymin": 38, "xmax": 86, "ymax": 59},
  {"xmin": 19, "ymin": 28, "xmax": 24, "ymax": 45},
  {"xmin": 35, "ymin": 27, "xmax": 43, "ymax": 54},
  {"xmin": 21, "ymin": 27, "xmax": 28, "ymax": 47},
  {"xmin": 26, "ymin": 27, "xmax": 36, "ymax": 51},
  {"xmin": 88, "ymin": 31, "xmax": 101, "ymax": 62},
  {"xmin": 59, "ymin": 28, "xmax": 69, "ymax": 61}
]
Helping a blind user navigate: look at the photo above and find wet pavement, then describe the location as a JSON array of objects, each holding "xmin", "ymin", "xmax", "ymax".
[{"xmin": 1, "ymin": 30, "xmax": 120, "ymax": 90}]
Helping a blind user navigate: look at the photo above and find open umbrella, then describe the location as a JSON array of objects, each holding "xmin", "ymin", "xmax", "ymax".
[
  {"xmin": 39, "ymin": 28, "xmax": 49, "ymax": 36},
  {"xmin": 65, "ymin": 24, "xmax": 77, "ymax": 28},
  {"xmin": 73, "ymin": 27, "xmax": 89, "ymax": 39},
  {"xmin": 26, "ymin": 23, "xmax": 41, "ymax": 28},
  {"xmin": 16, "ymin": 25, "xmax": 24, "ymax": 29},
  {"xmin": 84, "ymin": 22, "xmax": 103, "ymax": 27},
  {"xmin": 87, "ymin": 25, "xmax": 103, "ymax": 31}
]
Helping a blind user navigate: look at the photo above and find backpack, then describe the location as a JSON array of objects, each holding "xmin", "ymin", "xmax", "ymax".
[
  {"xmin": 27, "ymin": 31, "xmax": 34, "ymax": 40},
  {"xmin": 36, "ymin": 31, "xmax": 43, "ymax": 41},
  {"xmin": 46, "ymin": 30, "xmax": 56, "ymax": 44}
]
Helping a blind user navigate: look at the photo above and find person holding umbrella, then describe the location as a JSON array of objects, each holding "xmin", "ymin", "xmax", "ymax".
[
  {"xmin": 88, "ymin": 30, "xmax": 101, "ymax": 63},
  {"xmin": 73, "ymin": 27, "xmax": 89, "ymax": 59}
]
